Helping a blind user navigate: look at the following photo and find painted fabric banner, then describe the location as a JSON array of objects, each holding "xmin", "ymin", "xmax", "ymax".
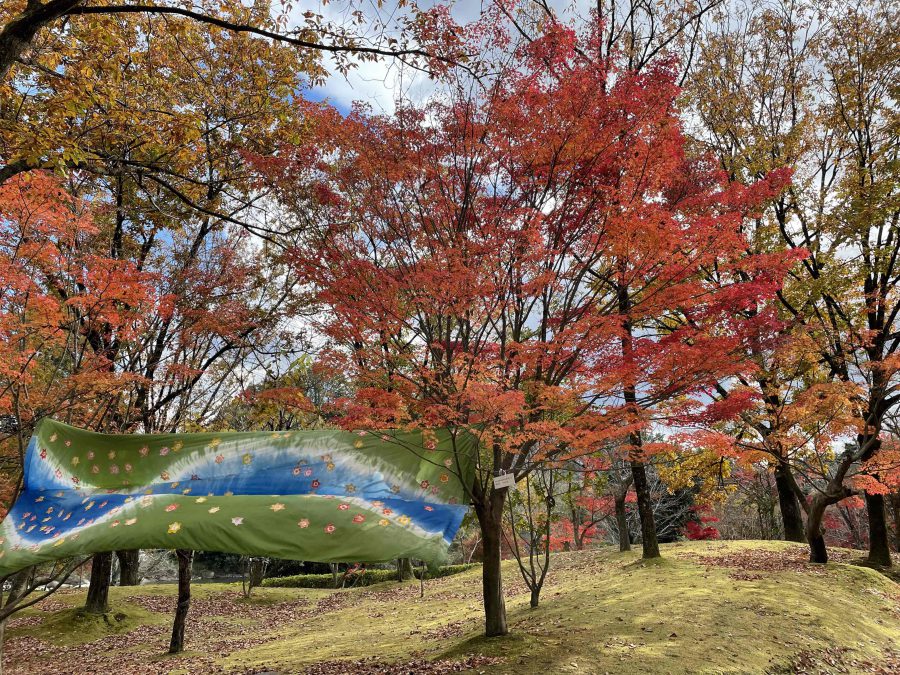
[{"xmin": 0, "ymin": 419, "xmax": 476, "ymax": 576}]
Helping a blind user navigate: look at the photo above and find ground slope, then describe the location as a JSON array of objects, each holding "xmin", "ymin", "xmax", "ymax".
[{"xmin": 5, "ymin": 540, "xmax": 899, "ymax": 674}]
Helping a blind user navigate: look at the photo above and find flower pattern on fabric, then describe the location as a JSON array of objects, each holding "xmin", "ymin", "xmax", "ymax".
[{"xmin": 1, "ymin": 420, "xmax": 475, "ymax": 575}]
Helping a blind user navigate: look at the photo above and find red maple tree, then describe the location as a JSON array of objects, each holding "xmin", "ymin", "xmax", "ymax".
[{"xmin": 255, "ymin": 9, "xmax": 791, "ymax": 636}]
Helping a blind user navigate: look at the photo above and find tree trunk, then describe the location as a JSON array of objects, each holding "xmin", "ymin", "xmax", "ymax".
[
  {"xmin": 397, "ymin": 557, "xmax": 414, "ymax": 581},
  {"xmin": 248, "ymin": 557, "xmax": 267, "ymax": 588},
  {"xmin": 474, "ymin": 491, "xmax": 508, "ymax": 637},
  {"xmin": 865, "ymin": 491, "xmax": 892, "ymax": 567},
  {"xmin": 0, "ymin": 618, "xmax": 6, "ymax": 675},
  {"xmin": 890, "ymin": 493, "xmax": 900, "ymax": 553},
  {"xmin": 116, "ymin": 550, "xmax": 141, "ymax": 586},
  {"xmin": 614, "ymin": 493, "xmax": 630, "ymax": 552},
  {"xmin": 774, "ymin": 463, "xmax": 806, "ymax": 543},
  {"xmin": 168, "ymin": 549, "xmax": 193, "ymax": 654},
  {"xmin": 806, "ymin": 498, "xmax": 829, "ymax": 564},
  {"xmin": 84, "ymin": 552, "xmax": 112, "ymax": 614},
  {"xmin": 630, "ymin": 460, "xmax": 660, "ymax": 559},
  {"xmin": 530, "ymin": 588, "xmax": 540, "ymax": 609}
]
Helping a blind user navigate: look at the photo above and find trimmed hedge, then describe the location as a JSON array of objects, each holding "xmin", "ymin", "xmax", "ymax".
[{"xmin": 261, "ymin": 563, "xmax": 480, "ymax": 588}]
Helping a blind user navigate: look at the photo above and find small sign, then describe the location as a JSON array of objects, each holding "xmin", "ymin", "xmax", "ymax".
[{"xmin": 493, "ymin": 472, "xmax": 515, "ymax": 489}]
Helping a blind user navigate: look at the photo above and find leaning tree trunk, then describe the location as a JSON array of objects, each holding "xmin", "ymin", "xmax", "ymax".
[
  {"xmin": 630, "ymin": 460, "xmax": 660, "ymax": 559},
  {"xmin": 169, "ymin": 549, "xmax": 193, "ymax": 654},
  {"xmin": 84, "ymin": 552, "xmax": 113, "ymax": 614},
  {"xmin": 865, "ymin": 491, "xmax": 892, "ymax": 567},
  {"xmin": 474, "ymin": 488, "xmax": 508, "ymax": 637},
  {"xmin": 774, "ymin": 462, "xmax": 806, "ymax": 543},
  {"xmin": 116, "ymin": 550, "xmax": 141, "ymax": 586},
  {"xmin": 614, "ymin": 493, "xmax": 631, "ymax": 552}
]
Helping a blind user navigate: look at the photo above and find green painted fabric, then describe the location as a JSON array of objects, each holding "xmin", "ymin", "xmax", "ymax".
[{"xmin": 0, "ymin": 420, "xmax": 476, "ymax": 575}]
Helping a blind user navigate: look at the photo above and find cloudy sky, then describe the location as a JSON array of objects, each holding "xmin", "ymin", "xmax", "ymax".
[{"xmin": 297, "ymin": 0, "xmax": 591, "ymax": 114}]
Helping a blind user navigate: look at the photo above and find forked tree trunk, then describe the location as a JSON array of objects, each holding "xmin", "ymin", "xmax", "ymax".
[
  {"xmin": 631, "ymin": 460, "xmax": 660, "ymax": 559},
  {"xmin": 614, "ymin": 493, "xmax": 630, "ymax": 552},
  {"xmin": 116, "ymin": 550, "xmax": 141, "ymax": 586},
  {"xmin": 474, "ymin": 490, "xmax": 508, "ymax": 637},
  {"xmin": 774, "ymin": 463, "xmax": 806, "ymax": 543},
  {"xmin": 865, "ymin": 491, "xmax": 892, "ymax": 567},
  {"xmin": 84, "ymin": 552, "xmax": 112, "ymax": 614},
  {"xmin": 397, "ymin": 557, "xmax": 415, "ymax": 581},
  {"xmin": 169, "ymin": 549, "xmax": 193, "ymax": 654}
]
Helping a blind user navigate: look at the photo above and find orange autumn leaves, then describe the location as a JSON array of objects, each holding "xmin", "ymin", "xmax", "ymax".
[{"xmin": 0, "ymin": 172, "xmax": 155, "ymax": 429}]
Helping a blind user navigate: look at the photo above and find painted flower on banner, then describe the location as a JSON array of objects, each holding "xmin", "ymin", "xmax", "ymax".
[
  {"xmin": 107, "ymin": 451, "xmax": 116, "ymax": 460},
  {"xmin": 324, "ymin": 523, "xmax": 335, "ymax": 533},
  {"xmin": 378, "ymin": 519, "xmax": 389, "ymax": 527},
  {"xmin": 352, "ymin": 514, "xmax": 365, "ymax": 523},
  {"xmin": 298, "ymin": 519, "xmax": 309, "ymax": 528},
  {"xmin": 338, "ymin": 503, "xmax": 350, "ymax": 511},
  {"xmin": 71, "ymin": 457, "xmax": 80, "ymax": 466},
  {"xmin": 168, "ymin": 522, "xmax": 181, "ymax": 534},
  {"xmin": 397, "ymin": 516, "xmax": 410, "ymax": 525},
  {"xmin": 125, "ymin": 518, "xmax": 137, "ymax": 526},
  {"xmin": 292, "ymin": 467, "xmax": 301, "ymax": 476},
  {"xmin": 215, "ymin": 454, "xmax": 224, "ymax": 464},
  {"xmin": 159, "ymin": 447, "xmax": 170, "ymax": 456},
  {"xmin": 440, "ymin": 474, "xmax": 449, "ymax": 483},
  {"xmin": 109, "ymin": 465, "xmax": 119, "ymax": 475},
  {"xmin": 424, "ymin": 506, "xmax": 433, "ymax": 511},
  {"xmin": 232, "ymin": 517, "xmax": 244, "ymax": 526},
  {"xmin": 304, "ymin": 469, "xmax": 312, "ymax": 477},
  {"xmin": 139, "ymin": 446, "xmax": 149, "ymax": 457},
  {"xmin": 208, "ymin": 507, "xmax": 220, "ymax": 514},
  {"xmin": 270, "ymin": 503, "xmax": 285, "ymax": 512},
  {"xmin": 165, "ymin": 504, "xmax": 179, "ymax": 512},
  {"xmin": 242, "ymin": 454, "xmax": 252, "ymax": 465},
  {"xmin": 311, "ymin": 480, "xmax": 320, "ymax": 489},
  {"xmin": 195, "ymin": 497, "xmax": 207, "ymax": 503},
  {"xmin": 345, "ymin": 484, "xmax": 356, "ymax": 494},
  {"xmin": 91, "ymin": 465, "xmax": 100, "ymax": 474},
  {"xmin": 173, "ymin": 441, "xmax": 184, "ymax": 452},
  {"xmin": 420, "ymin": 480, "xmax": 429, "ymax": 489},
  {"xmin": 161, "ymin": 471, "xmax": 170, "ymax": 481},
  {"xmin": 39, "ymin": 449, "xmax": 47, "ymax": 460}
]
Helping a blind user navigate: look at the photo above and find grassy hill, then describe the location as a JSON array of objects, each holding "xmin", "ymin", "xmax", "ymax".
[{"xmin": 5, "ymin": 540, "xmax": 899, "ymax": 674}]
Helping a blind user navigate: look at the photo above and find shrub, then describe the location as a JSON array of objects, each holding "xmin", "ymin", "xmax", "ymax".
[{"xmin": 261, "ymin": 563, "xmax": 479, "ymax": 588}]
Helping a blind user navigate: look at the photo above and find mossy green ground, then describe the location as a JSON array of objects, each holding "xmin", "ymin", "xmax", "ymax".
[{"xmin": 5, "ymin": 540, "xmax": 899, "ymax": 674}]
